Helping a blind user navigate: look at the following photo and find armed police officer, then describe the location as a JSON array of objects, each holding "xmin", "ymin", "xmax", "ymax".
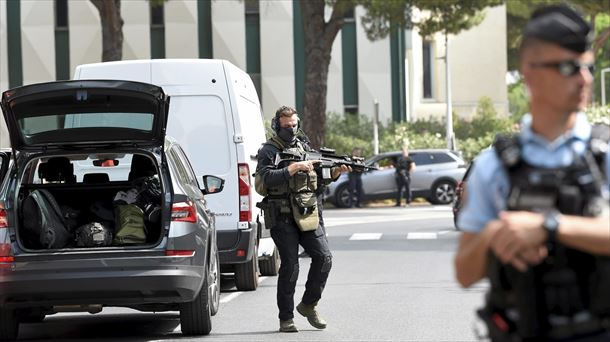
[
  {"xmin": 255, "ymin": 106, "xmax": 350, "ymax": 333},
  {"xmin": 455, "ymin": 5, "xmax": 610, "ymax": 342}
]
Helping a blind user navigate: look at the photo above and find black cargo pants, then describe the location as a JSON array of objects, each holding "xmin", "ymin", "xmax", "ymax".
[{"xmin": 270, "ymin": 216, "xmax": 332, "ymax": 321}]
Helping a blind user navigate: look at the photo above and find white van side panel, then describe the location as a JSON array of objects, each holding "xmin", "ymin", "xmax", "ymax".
[{"xmin": 222, "ymin": 62, "xmax": 266, "ymax": 209}]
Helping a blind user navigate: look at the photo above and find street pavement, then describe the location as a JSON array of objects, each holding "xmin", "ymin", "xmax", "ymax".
[{"xmin": 17, "ymin": 205, "xmax": 489, "ymax": 342}]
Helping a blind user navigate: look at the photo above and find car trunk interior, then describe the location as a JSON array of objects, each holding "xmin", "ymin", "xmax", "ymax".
[{"xmin": 16, "ymin": 153, "xmax": 165, "ymax": 250}]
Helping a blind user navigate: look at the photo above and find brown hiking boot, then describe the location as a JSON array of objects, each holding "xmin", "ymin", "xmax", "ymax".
[
  {"xmin": 279, "ymin": 319, "xmax": 298, "ymax": 333},
  {"xmin": 296, "ymin": 302, "xmax": 327, "ymax": 329}
]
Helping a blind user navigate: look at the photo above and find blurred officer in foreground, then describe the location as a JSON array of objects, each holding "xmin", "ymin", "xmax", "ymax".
[
  {"xmin": 255, "ymin": 106, "xmax": 349, "ymax": 333},
  {"xmin": 455, "ymin": 5, "xmax": 610, "ymax": 342}
]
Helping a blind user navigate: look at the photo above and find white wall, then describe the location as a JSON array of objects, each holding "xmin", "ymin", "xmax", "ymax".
[
  {"xmin": 69, "ymin": 0, "xmax": 101, "ymax": 74},
  {"xmin": 165, "ymin": 0, "xmax": 197, "ymax": 58},
  {"xmin": 412, "ymin": 4, "xmax": 508, "ymax": 120},
  {"xmin": 122, "ymin": 0, "xmax": 151, "ymax": 61},
  {"xmin": 21, "ymin": 0, "xmax": 55, "ymax": 84},
  {"xmin": 259, "ymin": 0, "xmax": 295, "ymax": 117},
  {"xmin": 212, "ymin": 1, "xmax": 246, "ymax": 71},
  {"xmin": 355, "ymin": 6, "xmax": 392, "ymax": 124},
  {"xmin": 326, "ymin": 30, "xmax": 343, "ymax": 115}
]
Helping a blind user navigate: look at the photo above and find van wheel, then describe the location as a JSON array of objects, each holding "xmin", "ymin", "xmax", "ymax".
[
  {"xmin": 259, "ymin": 246, "xmax": 280, "ymax": 276},
  {"xmin": 209, "ymin": 247, "xmax": 221, "ymax": 316},
  {"xmin": 180, "ymin": 273, "xmax": 212, "ymax": 336},
  {"xmin": 0, "ymin": 309, "xmax": 19, "ymax": 341},
  {"xmin": 234, "ymin": 245, "xmax": 259, "ymax": 291}
]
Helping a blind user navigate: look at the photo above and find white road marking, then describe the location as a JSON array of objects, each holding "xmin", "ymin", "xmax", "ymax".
[
  {"xmin": 219, "ymin": 291, "xmax": 243, "ymax": 304},
  {"xmin": 174, "ymin": 276, "xmax": 270, "ymax": 333},
  {"xmin": 349, "ymin": 233, "xmax": 382, "ymax": 240},
  {"xmin": 437, "ymin": 230, "xmax": 454, "ymax": 235},
  {"xmin": 407, "ymin": 232, "xmax": 438, "ymax": 239},
  {"xmin": 325, "ymin": 212, "xmax": 451, "ymax": 228}
]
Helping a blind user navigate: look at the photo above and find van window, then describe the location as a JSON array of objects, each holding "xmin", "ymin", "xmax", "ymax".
[{"xmin": 165, "ymin": 95, "xmax": 232, "ymax": 176}]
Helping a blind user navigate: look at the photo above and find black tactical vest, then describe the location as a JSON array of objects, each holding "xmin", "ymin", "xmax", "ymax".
[{"xmin": 485, "ymin": 126, "xmax": 610, "ymax": 341}]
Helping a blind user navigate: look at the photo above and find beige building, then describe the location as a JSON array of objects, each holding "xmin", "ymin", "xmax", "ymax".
[{"xmin": 0, "ymin": 0, "xmax": 508, "ymax": 148}]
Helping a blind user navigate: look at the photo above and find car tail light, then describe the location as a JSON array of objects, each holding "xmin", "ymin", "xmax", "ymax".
[
  {"xmin": 171, "ymin": 201, "xmax": 197, "ymax": 223},
  {"xmin": 238, "ymin": 163, "xmax": 252, "ymax": 223},
  {"xmin": 165, "ymin": 250, "xmax": 195, "ymax": 257},
  {"xmin": 0, "ymin": 244, "xmax": 13, "ymax": 263},
  {"xmin": 0, "ymin": 207, "xmax": 7, "ymax": 228}
]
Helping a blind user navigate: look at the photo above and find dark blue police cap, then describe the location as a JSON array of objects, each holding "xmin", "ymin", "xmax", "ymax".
[{"xmin": 523, "ymin": 4, "xmax": 592, "ymax": 53}]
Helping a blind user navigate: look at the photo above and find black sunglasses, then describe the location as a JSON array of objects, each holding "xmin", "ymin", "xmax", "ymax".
[{"xmin": 530, "ymin": 60, "xmax": 595, "ymax": 77}]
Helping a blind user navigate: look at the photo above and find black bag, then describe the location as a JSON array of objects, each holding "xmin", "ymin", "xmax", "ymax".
[
  {"xmin": 21, "ymin": 189, "xmax": 71, "ymax": 249},
  {"xmin": 74, "ymin": 222, "xmax": 113, "ymax": 247}
]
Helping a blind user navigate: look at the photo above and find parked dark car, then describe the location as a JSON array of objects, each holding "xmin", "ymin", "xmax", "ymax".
[
  {"xmin": 326, "ymin": 149, "xmax": 466, "ymax": 207},
  {"xmin": 452, "ymin": 160, "xmax": 476, "ymax": 229},
  {"xmin": 0, "ymin": 80, "xmax": 224, "ymax": 340}
]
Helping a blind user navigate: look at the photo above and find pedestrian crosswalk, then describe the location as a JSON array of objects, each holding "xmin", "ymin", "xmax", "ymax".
[{"xmin": 340, "ymin": 230, "xmax": 457, "ymax": 241}]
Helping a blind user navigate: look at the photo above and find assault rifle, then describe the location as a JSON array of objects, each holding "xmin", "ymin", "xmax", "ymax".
[{"xmin": 273, "ymin": 147, "xmax": 377, "ymax": 179}]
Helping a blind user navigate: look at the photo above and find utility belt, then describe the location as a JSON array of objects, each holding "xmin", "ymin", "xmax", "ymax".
[
  {"xmin": 257, "ymin": 194, "xmax": 319, "ymax": 231},
  {"xmin": 478, "ymin": 304, "xmax": 610, "ymax": 342}
]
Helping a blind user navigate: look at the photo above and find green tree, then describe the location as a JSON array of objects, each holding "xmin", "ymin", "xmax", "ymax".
[
  {"xmin": 299, "ymin": 0, "xmax": 504, "ymax": 148},
  {"xmin": 506, "ymin": 1, "xmax": 610, "ymax": 103}
]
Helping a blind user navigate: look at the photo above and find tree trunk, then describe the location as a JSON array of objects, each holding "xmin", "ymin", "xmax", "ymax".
[
  {"xmin": 300, "ymin": 0, "xmax": 346, "ymax": 149},
  {"xmin": 90, "ymin": 0, "xmax": 124, "ymax": 62}
]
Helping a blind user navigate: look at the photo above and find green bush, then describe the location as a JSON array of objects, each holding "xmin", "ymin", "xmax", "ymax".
[
  {"xmin": 585, "ymin": 105, "xmax": 610, "ymax": 125},
  {"xmin": 324, "ymin": 96, "xmax": 517, "ymax": 162}
]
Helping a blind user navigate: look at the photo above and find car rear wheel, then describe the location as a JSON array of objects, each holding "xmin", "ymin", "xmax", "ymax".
[
  {"xmin": 0, "ymin": 309, "xmax": 19, "ymax": 341},
  {"xmin": 259, "ymin": 246, "xmax": 280, "ymax": 276},
  {"xmin": 430, "ymin": 180, "xmax": 456, "ymax": 205},
  {"xmin": 234, "ymin": 245, "xmax": 259, "ymax": 291},
  {"xmin": 209, "ymin": 246, "xmax": 220, "ymax": 316},
  {"xmin": 334, "ymin": 183, "xmax": 351, "ymax": 208},
  {"xmin": 180, "ymin": 271, "xmax": 212, "ymax": 336}
]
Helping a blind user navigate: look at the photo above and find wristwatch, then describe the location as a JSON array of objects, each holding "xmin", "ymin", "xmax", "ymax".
[{"xmin": 542, "ymin": 210, "xmax": 560, "ymax": 242}]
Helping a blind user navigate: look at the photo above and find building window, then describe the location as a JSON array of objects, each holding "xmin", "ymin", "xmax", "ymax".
[
  {"xmin": 245, "ymin": 0, "xmax": 261, "ymax": 103},
  {"xmin": 54, "ymin": 0, "xmax": 70, "ymax": 80},
  {"xmin": 150, "ymin": 3, "xmax": 165, "ymax": 59},
  {"xmin": 422, "ymin": 40, "xmax": 433, "ymax": 99}
]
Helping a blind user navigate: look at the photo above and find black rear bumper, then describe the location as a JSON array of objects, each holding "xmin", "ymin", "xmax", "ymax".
[{"xmin": 217, "ymin": 223, "xmax": 257, "ymax": 264}]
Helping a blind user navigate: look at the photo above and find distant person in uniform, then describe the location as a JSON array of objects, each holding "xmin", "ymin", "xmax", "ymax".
[
  {"xmin": 394, "ymin": 146, "xmax": 416, "ymax": 207},
  {"xmin": 455, "ymin": 5, "xmax": 610, "ymax": 341},
  {"xmin": 348, "ymin": 147, "xmax": 364, "ymax": 208}
]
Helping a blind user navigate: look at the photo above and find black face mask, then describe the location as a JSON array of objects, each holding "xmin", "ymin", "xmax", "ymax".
[{"xmin": 278, "ymin": 127, "xmax": 298, "ymax": 144}]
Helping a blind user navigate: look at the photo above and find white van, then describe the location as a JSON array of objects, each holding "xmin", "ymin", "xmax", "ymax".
[{"xmin": 74, "ymin": 59, "xmax": 278, "ymax": 290}]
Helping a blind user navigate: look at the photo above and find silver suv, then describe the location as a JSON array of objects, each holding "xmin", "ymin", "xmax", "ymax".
[{"xmin": 325, "ymin": 149, "xmax": 466, "ymax": 207}]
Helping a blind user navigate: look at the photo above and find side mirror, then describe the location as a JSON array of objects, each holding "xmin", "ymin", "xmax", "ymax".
[{"xmin": 202, "ymin": 175, "xmax": 224, "ymax": 195}]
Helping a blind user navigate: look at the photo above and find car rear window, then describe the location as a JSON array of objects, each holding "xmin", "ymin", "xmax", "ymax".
[{"xmin": 23, "ymin": 153, "xmax": 151, "ymax": 184}]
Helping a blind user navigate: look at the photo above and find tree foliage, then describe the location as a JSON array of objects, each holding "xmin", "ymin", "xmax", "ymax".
[{"xmin": 301, "ymin": 0, "xmax": 504, "ymax": 148}]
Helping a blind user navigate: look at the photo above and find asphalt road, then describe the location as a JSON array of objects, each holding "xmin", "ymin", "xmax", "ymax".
[{"xmin": 17, "ymin": 205, "xmax": 489, "ymax": 342}]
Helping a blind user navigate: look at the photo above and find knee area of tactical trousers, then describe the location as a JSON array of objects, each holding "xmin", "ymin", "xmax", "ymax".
[
  {"xmin": 320, "ymin": 255, "xmax": 332, "ymax": 273},
  {"xmin": 288, "ymin": 262, "xmax": 299, "ymax": 282}
]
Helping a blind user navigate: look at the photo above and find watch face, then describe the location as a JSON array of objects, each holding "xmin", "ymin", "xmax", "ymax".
[{"xmin": 544, "ymin": 212, "xmax": 559, "ymax": 231}]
